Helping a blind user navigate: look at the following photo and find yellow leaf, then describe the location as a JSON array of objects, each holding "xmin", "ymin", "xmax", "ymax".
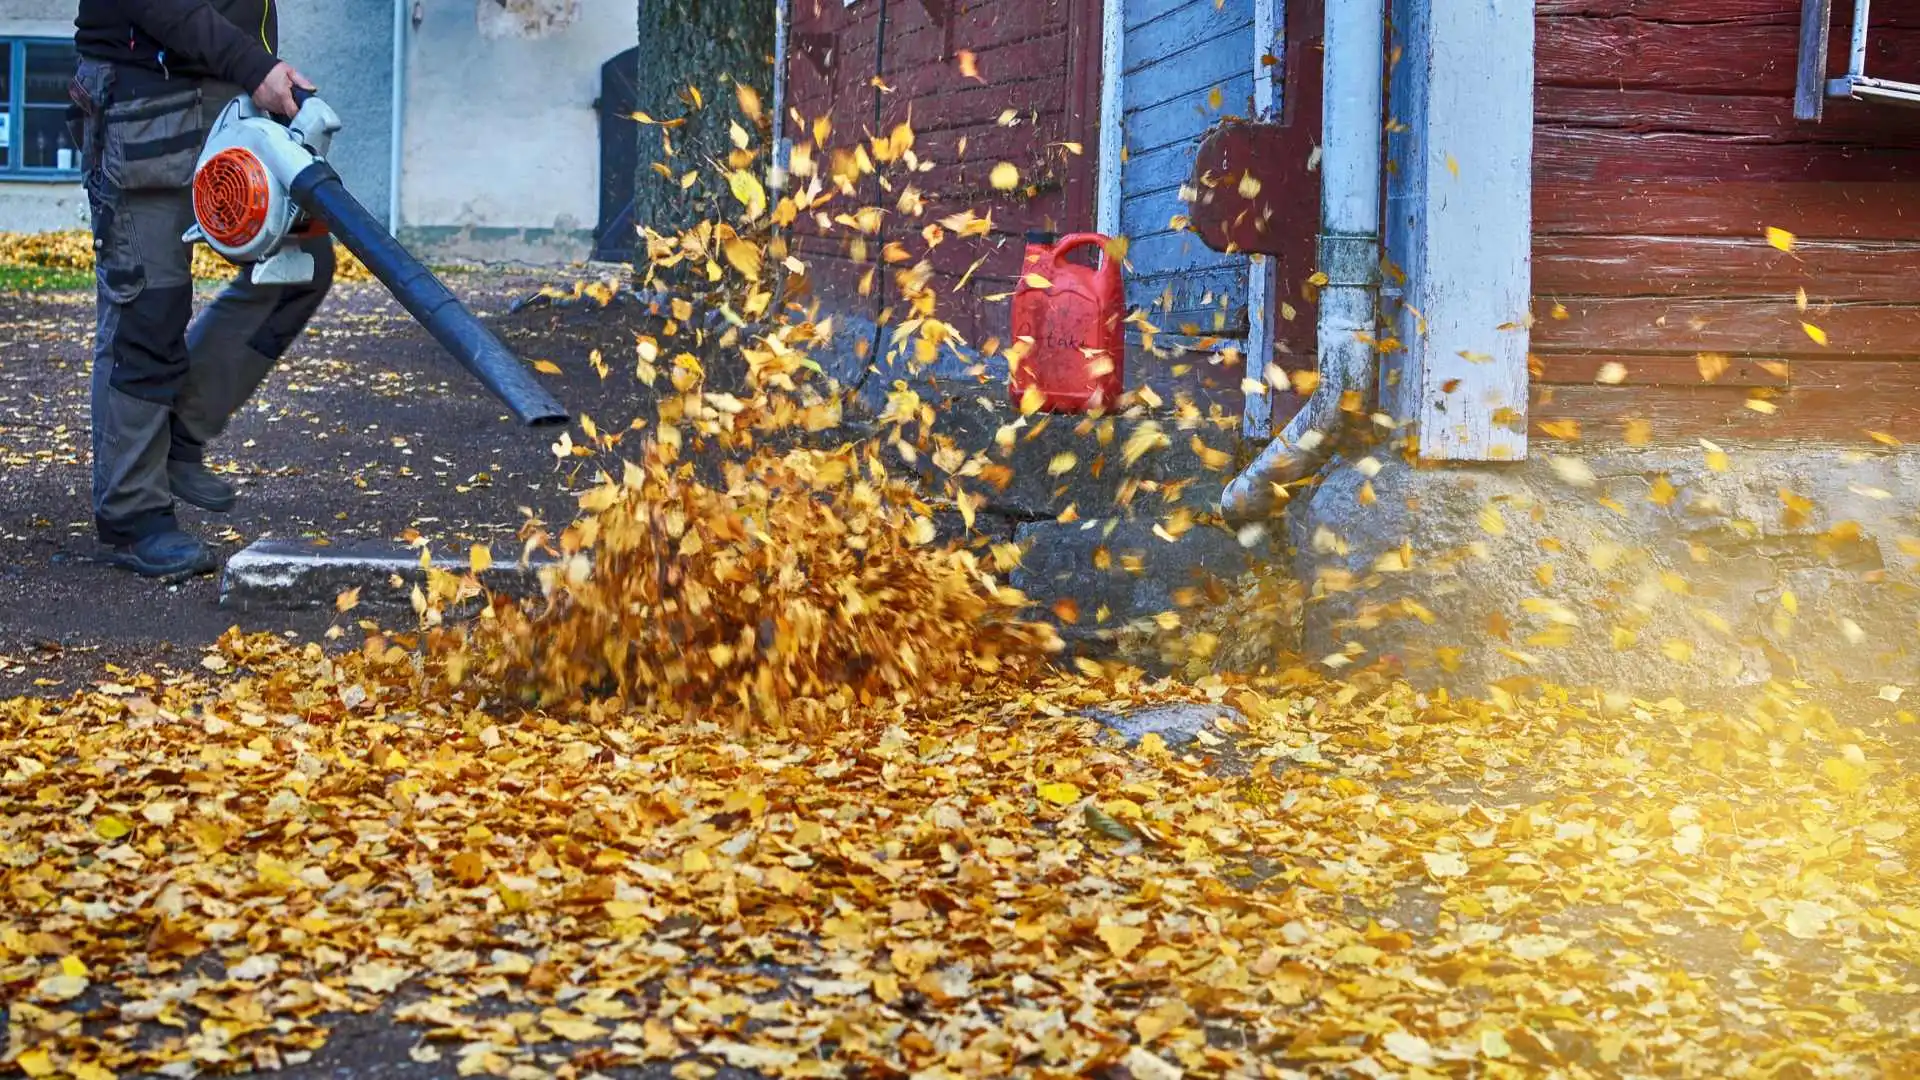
[
  {"xmin": 1478, "ymin": 503, "xmax": 1506, "ymax": 537},
  {"xmin": 727, "ymin": 169, "xmax": 768, "ymax": 218},
  {"xmin": 16, "ymin": 1049, "xmax": 54, "ymax": 1079},
  {"xmin": 1037, "ymin": 782, "xmax": 1082, "ymax": 806},
  {"xmin": 533, "ymin": 360, "xmax": 563, "ymax": 375},
  {"xmin": 1097, "ymin": 921, "xmax": 1146, "ymax": 960},
  {"xmin": 723, "ymin": 237, "xmax": 764, "ymax": 279},
  {"xmin": 1801, "ymin": 322, "xmax": 1828, "ymax": 346},
  {"xmin": 1784, "ymin": 899, "xmax": 1835, "ymax": 939},
  {"xmin": 1547, "ymin": 456, "xmax": 1596, "ymax": 488},
  {"xmin": 94, "ymin": 815, "xmax": 131, "ymax": 840},
  {"xmin": 1696, "ymin": 352, "xmax": 1729, "ymax": 382},
  {"xmin": 336, "ymin": 586, "xmax": 361, "ymax": 613},
  {"xmin": 470, "ymin": 545, "xmax": 492, "ymax": 574},
  {"xmin": 990, "ymin": 162, "xmax": 1020, "ymax": 191},
  {"xmin": 256, "ymin": 852, "xmax": 296, "ymax": 889},
  {"xmin": 1422, "ymin": 850, "xmax": 1468, "ymax": 879},
  {"xmin": 1822, "ymin": 756, "xmax": 1868, "ymax": 794},
  {"xmin": 543, "ymin": 1012, "xmax": 609, "ymax": 1041},
  {"xmin": 1385, "ymin": 1031, "xmax": 1437, "ymax": 1068},
  {"xmin": 1766, "ymin": 226, "xmax": 1795, "ymax": 252},
  {"xmin": 1445, "ymin": 152, "xmax": 1460, "ymax": 177},
  {"xmin": 1595, "ymin": 361, "xmax": 1627, "ymax": 385},
  {"xmin": 36, "ymin": 972, "xmax": 88, "ymax": 1002},
  {"xmin": 1047, "ymin": 452, "xmax": 1077, "ymax": 477},
  {"xmin": 955, "ymin": 49, "xmax": 981, "ymax": 80}
]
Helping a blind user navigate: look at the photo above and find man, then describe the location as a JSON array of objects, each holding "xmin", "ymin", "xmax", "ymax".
[{"xmin": 71, "ymin": 1, "xmax": 332, "ymax": 577}]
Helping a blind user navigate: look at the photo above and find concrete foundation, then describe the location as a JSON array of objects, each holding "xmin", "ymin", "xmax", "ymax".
[
  {"xmin": 1288, "ymin": 444, "xmax": 1920, "ymax": 698},
  {"xmin": 221, "ymin": 539, "xmax": 549, "ymax": 612}
]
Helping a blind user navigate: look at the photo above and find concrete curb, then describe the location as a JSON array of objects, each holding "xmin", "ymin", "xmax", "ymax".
[{"xmin": 219, "ymin": 539, "xmax": 551, "ymax": 612}]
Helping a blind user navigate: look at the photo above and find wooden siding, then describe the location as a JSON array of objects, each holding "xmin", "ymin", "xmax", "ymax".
[
  {"xmin": 1532, "ymin": 0, "xmax": 1920, "ymax": 441},
  {"xmin": 784, "ymin": 0, "xmax": 1100, "ymax": 356},
  {"xmin": 1118, "ymin": 0, "xmax": 1255, "ymax": 338}
]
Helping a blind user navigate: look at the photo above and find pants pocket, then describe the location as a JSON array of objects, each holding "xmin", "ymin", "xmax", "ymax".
[
  {"xmin": 102, "ymin": 87, "xmax": 205, "ymax": 191},
  {"xmin": 88, "ymin": 188, "xmax": 146, "ymax": 305}
]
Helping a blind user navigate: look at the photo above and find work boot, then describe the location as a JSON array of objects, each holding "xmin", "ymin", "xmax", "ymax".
[
  {"xmin": 102, "ymin": 529, "xmax": 219, "ymax": 579},
  {"xmin": 168, "ymin": 460, "xmax": 237, "ymax": 513}
]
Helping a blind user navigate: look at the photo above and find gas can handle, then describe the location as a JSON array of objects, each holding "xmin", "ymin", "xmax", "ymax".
[
  {"xmin": 1052, "ymin": 232, "xmax": 1122, "ymax": 292},
  {"xmin": 1051, "ymin": 232, "xmax": 1109, "ymax": 263}
]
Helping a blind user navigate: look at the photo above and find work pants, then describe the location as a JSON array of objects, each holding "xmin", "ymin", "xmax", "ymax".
[{"xmin": 74, "ymin": 59, "xmax": 334, "ymax": 545}]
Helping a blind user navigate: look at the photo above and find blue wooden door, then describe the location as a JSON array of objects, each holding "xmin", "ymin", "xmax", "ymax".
[{"xmin": 1119, "ymin": 0, "xmax": 1255, "ymax": 339}]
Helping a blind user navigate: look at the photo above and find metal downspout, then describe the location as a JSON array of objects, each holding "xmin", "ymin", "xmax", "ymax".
[
  {"xmin": 769, "ymin": 0, "xmax": 792, "ymax": 187},
  {"xmin": 388, "ymin": 0, "xmax": 407, "ymax": 235},
  {"xmin": 1221, "ymin": 0, "xmax": 1386, "ymax": 524}
]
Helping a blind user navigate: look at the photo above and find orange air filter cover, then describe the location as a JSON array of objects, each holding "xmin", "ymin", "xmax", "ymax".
[{"xmin": 193, "ymin": 148, "xmax": 273, "ymax": 249}]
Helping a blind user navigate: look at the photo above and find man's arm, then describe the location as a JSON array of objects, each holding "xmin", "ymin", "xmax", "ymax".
[{"xmin": 127, "ymin": 0, "xmax": 279, "ymax": 92}]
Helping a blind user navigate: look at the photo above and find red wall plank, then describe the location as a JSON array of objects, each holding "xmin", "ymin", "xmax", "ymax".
[
  {"xmin": 1538, "ymin": 16, "xmax": 1920, "ymax": 94},
  {"xmin": 1535, "ymin": 129, "xmax": 1920, "ymax": 184},
  {"xmin": 1534, "ymin": 182, "xmax": 1920, "ymax": 241},
  {"xmin": 1535, "ymin": 297, "xmax": 1920, "ymax": 357},
  {"xmin": 1534, "ymin": 234, "xmax": 1920, "ymax": 301}
]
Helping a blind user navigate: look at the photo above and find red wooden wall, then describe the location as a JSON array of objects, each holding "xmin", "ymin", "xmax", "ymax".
[
  {"xmin": 1531, "ymin": 0, "xmax": 1920, "ymax": 441},
  {"xmin": 784, "ymin": 0, "xmax": 1101, "ymax": 360}
]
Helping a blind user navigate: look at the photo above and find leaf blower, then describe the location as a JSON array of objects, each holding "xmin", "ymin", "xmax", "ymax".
[{"xmin": 183, "ymin": 89, "xmax": 569, "ymax": 428}]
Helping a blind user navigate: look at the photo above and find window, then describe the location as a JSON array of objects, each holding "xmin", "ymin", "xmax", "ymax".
[{"xmin": 1, "ymin": 38, "xmax": 81, "ymax": 179}]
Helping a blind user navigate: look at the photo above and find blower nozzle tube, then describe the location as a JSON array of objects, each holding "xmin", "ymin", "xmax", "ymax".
[{"xmin": 287, "ymin": 162, "xmax": 570, "ymax": 429}]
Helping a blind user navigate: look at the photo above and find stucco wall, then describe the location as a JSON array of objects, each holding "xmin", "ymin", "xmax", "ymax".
[
  {"xmin": 1, "ymin": 0, "xmax": 72, "ymax": 40},
  {"xmin": 399, "ymin": 0, "xmax": 634, "ymax": 262},
  {"xmin": 0, "ymin": 182, "xmax": 86, "ymax": 231},
  {"xmin": 279, "ymin": 0, "xmax": 394, "ymax": 225}
]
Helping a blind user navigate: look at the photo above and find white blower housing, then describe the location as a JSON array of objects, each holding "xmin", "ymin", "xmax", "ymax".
[{"xmin": 184, "ymin": 93, "xmax": 341, "ymax": 285}]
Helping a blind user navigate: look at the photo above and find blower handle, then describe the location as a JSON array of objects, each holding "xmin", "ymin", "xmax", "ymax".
[{"xmin": 287, "ymin": 161, "xmax": 570, "ymax": 429}]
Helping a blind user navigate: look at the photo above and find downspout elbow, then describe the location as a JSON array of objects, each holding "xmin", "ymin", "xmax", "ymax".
[
  {"xmin": 1221, "ymin": 260, "xmax": 1376, "ymax": 524},
  {"xmin": 1220, "ymin": 0, "xmax": 1386, "ymax": 526}
]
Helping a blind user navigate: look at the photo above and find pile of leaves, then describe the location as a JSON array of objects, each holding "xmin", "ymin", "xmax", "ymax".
[
  {"xmin": 451, "ymin": 432, "xmax": 1061, "ymax": 727},
  {"xmin": 0, "ymin": 230, "xmax": 373, "ymax": 285}
]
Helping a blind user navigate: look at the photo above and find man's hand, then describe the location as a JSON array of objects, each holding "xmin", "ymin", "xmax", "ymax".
[{"xmin": 251, "ymin": 61, "xmax": 316, "ymax": 118}]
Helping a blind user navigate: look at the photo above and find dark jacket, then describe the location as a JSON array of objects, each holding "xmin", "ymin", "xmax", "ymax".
[{"xmin": 75, "ymin": 0, "xmax": 280, "ymax": 96}]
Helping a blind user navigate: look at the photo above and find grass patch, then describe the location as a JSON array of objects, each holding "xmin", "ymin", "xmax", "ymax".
[{"xmin": 0, "ymin": 264, "xmax": 92, "ymax": 293}]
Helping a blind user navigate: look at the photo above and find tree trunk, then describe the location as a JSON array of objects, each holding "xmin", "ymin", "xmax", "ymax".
[{"xmin": 633, "ymin": 0, "xmax": 775, "ymax": 264}]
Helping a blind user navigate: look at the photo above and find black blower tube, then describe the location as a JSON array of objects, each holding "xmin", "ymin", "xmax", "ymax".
[{"xmin": 287, "ymin": 161, "xmax": 570, "ymax": 428}]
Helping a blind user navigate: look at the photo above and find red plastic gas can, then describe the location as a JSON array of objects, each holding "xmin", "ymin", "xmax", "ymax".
[{"xmin": 1009, "ymin": 231, "xmax": 1125, "ymax": 413}]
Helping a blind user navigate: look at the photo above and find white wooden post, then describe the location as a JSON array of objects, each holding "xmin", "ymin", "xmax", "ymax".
[
  {"xmin": 1383, "ymin": 0, "xmax": 1532, "ymax": 461},
  {"xmin": 1096, "ymin": 0, "xmax": 1125, "ymax": 238},
  {"xmin": 1241, "ymin": 0, "xmax": 1284, "ymax": 438}
]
